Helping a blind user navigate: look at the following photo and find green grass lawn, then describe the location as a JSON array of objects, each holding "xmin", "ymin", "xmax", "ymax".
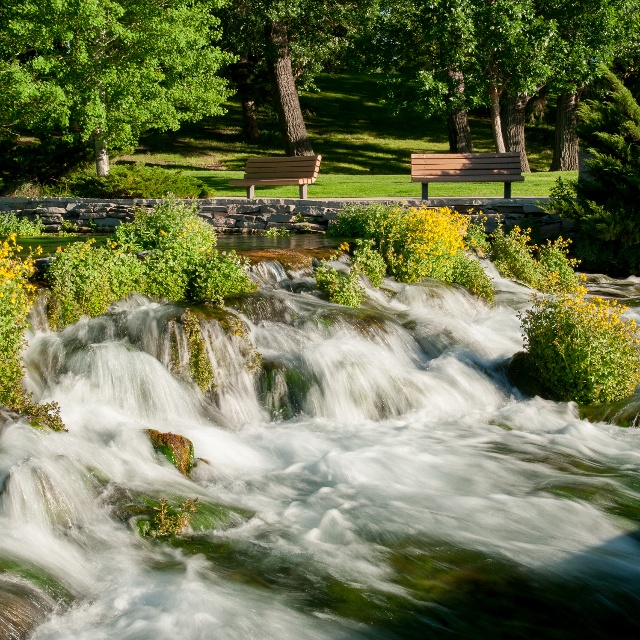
[
  {"xmin": 128, "ymin": 73, "xmax": 560, "ymax": 179},
  {"xmin": 185, "ymin": 170, "xmax": 574, "ymax": 198}
]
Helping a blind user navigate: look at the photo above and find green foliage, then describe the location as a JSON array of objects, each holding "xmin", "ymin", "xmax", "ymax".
[
  {"xmin": 546, "ymin": 69, "xmax": 640, "ymax": 273},
  {"xmin": 50, "ymin": 165, "xmax": 213, "ymax": 199},
  {"xmin": 137, "ymin": 498, "xmax": 199, "ymax": 538},
  {"xmin": 0, "ymin": 235, "xmax": 64, "ymax": 430},
  {"xmin": 315, "ymin": 258, "xmax": 365, "ymax": 308},
  {"xmin": 0, "ymin": 0, "xmax": 233, "ymax": 175},
  {"xmin": 488, "ymin": 225, "xmax": 581, "ymax": 293},
  {"xmin": 46, "ymin": 240, "xmax": 146, "ymax": 329},
  {"xmin": 451, "ymin": 254, "xmax": 495, "ymax": 302},
  {"xmin": 262, "ymin": 227, "xmax": 291, "ymax": 237},
  {"xmin": 114, "ymin": 199, "xmax": 215, "ymax": 253},
  {"xmin": 190, "ymin": 252, "xmax": 255, "ymax": 306},
  {"xmin": 329, "ymin": 203, "xmax": 494, "ymax": 301},
  {"xmin": 521, "ymin": 289, "xmax": 640, "ymax": 404},
  {"xmin": 182, "ymin": 311, "xmax": 215, "ymax": 393},
  {"xmin": 0, "ymin": 212, "xmax": 45, "ymax": 237},
  {"xmin": 351, "ymin": 239, "xmax": 386, "ymax": 286},
  {"xmin": 465, "ymin": 221, "xmax": 491, "ymax": 256},
  {"xmin": 47, "ymin": 199, "xmax": 255, "ymax": 328}
]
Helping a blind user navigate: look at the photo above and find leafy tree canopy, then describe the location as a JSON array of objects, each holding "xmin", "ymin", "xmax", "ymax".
[{"xmin": 0, "ymin": 0, "xmax": 233, "ymax": 165}]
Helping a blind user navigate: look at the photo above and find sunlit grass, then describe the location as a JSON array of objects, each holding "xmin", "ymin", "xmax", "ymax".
[
  {"xmin": 185, "ymin": 170, "xmax": 575, "ymax": 199},
  {"xmin": 129, "ymin": 73, "xmax": 563, "ymax": 178}
]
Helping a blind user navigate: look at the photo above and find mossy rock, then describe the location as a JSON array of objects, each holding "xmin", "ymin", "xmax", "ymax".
[
  {"xmin": 506, "ymin": 351, "xmax": 551, "ymax": 399},
  {"xmin": 260, "ymin": 361, "xmax": 314, "ymax": 419},
  {"xmin": 147, "ymin": 429, "xmax": 195, "ymax": 476},
  {"xmin": 580, "ymin": 389, "xmax": 640, "ymax": 427},
  {"xmin": 0, "ymin": 575, "xmax": 58, "ymax": 640},
  {"xmin": 0, "ymin": 556, "xmax": 74, "ymax": 607},
  {"xmin": 107, "ymin": 486, "xmax": 253, "ymax": 538}
]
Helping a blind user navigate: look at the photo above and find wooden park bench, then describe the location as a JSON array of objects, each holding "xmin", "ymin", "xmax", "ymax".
[
  {"xmin": 230, "ymin": 155, "xmax": 322, "ymax": 199},
  {"xmin": 411, "ymin": 152, "xmax": 524, "ymax": 199}
]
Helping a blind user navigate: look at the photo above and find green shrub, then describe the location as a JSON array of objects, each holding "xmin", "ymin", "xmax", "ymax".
[
  {"xmin": 328, "ymin": 204, "xmax": 494, "ymax": 301},
  {"xmin": 451, "ymin": 254, "xmax": 494, "ymax": 302},
  {"xmin": 46, "ymin": 240, "xmax": 146, "ymax": 329},
  {"xmin": 190, "ymin": 252, "xmax": 255, "ymax": 305},
  {"xmin": 521, "ymin": 289, "xmax": 640, "ymax": 404},
  {"xmin": 47, "ymin": 199, "xmax": 255, "ymax": 327},
  {"xmin": 351, "ymin": 239, "xmax": 386, "ymax": 286},
  {"xmin": 465, "ymin": 221, "xmax": 491, "ymax": 256},
  {"xmin": 0, "ymin": 212, "xmax": 45, "ymax": 237},
  {"xmin": 315, "ymin": 259, "xmax": 365, "ymax": 308},
  {"xmin": 327, "ymin": 202, "xmax": 399, "ymax": 239},
  {"xmin": 51, "ymin": 164, "xmax": 213, "ymax": 199},
  {"xmin": 114, "ymin": 198, "xmax": 216, "ymax": 253},
  {"xmin": 488, "ymin": 225, "xmax": 581, "ymax": 294}
]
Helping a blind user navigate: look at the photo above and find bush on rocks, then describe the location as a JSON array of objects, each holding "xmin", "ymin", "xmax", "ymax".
[{"xmin": 520, "ymin": 288, "xmax": 640, "ymax": 404}]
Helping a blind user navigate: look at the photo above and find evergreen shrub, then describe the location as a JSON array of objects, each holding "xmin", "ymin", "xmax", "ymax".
[{"xmin": 545, "ymin": 69, "xmax": 640, "ymax": 274}]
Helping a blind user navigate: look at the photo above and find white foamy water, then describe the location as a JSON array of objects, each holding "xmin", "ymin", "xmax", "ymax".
[{"xmin": 2, "ymin": 266, "xmax": 640, "ymax": 638}]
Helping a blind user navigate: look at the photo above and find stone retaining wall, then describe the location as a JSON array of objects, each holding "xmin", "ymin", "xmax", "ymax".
[{"xmin": 0, "ymin": 196, "xmax": 572, "ymax": 237}]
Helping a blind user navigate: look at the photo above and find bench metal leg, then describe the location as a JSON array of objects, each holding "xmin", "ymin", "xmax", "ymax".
[
  {"xmin": 299, "ymin": 184, "xmax": 308, "ymax": 199},
  {"xmin": 246, "ymin": 185, "xmax": 255, "ymax": 199},
  {"xmin": 504, "ymin": 182, "xmax": 512, "ymax": 199},
  {"xmin": 421, "ymin": 183, "xmax": 429, "ymax": 199}
]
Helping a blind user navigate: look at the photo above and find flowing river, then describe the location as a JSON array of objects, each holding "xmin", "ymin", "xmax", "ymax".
[{"xmin": 2, "ymin": 254, "xmax": 640, "ymax": 639}]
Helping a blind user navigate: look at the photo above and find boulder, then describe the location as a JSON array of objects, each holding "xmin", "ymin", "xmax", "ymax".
[{"xmin": 147, "ymin": 430, "xmax": 195, "ymax": 476}]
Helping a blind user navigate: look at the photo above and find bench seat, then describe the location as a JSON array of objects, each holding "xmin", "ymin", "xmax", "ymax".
[
  {"xmin": 230, "ymin": 155, "xmax": 322, "ymax": 199},
  {"xmin": 411, "ymin": 152, "xmax": 524, "ymax": 198}
]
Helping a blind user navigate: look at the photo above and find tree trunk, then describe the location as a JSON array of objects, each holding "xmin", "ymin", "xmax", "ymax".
[
  {"xmin": 241, "ymin": 98, "xmax": 260, "ymax": 142},
  {"xmin": 551, "ymin": 92, "xmax": 580, "ymax": 171},
  {"xmin": 232, "ymin": 58, "xmax": 261, "ymax": 142},
  {"xmin": 268, "ymin": 21, "xmax": 314, "ymax": 156},
  {"xmin": 445, "ymin": 69, "xmax": 473, "ymax": 153},
  {"xmin": 94, "ymin": 135, "xmax": 109, "ymax": 177},
  {"xmin": 489, "ymin": 82, "xmax": 506, "ymax": 153},
  {"xmin": 502, "ymin": 93, "xmax": 531, "ymax": 172}
]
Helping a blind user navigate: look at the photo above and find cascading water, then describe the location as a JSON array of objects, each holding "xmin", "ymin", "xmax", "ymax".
[{"xmin": 2, "ymin": 257, "xmax": 640, "ymax": 639}]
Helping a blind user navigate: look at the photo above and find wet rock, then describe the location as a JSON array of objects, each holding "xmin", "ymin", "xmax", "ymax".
[
  {"xmin": 0, "ymin": 407, "xmax": 21, "ymax": 427},
  {"xmin": 260, "ymin": 361, "xmax": 312, "ymax": 420},
  {"xmin": 106, "ymin": 485, "xmax": 253, "ymax": 535},
  {"xmin": 0, "ymin": 575, "xmax": 58, "ymax": 639},
  {"xmin": 506, "ymin": 351, "xmax": 550, "ymax": 399},
  {"xmin": 580, "ymin": 390, "xmax": 640, "ymax": 427},
  {"xmin": 147, "ymin": 430, "xmax": 195, "ymax": 476}
]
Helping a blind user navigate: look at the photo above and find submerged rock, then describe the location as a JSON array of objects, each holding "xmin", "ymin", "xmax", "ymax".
[
  {"xmin": 580, "ymin": 389, "xmax": 640, "ymax": 427},
  {"xmin": 106, "ymin": 485, "xmax": 253, "ymax": 538},
  {"xmin": 0, "ymin": 576, "xmax": 57, "ymax": 640},
  {"xmin": 147, "ymin": 430, "xmax": 194, "ymax": 476},
  {"xmin": 260, "ymin": 361, "xmax": 313, "ymax": 420}
]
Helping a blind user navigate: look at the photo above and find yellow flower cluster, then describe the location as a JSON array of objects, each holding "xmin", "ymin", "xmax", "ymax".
[
  {"xmin": 380, "ymin": 206, "xmax": 468, "ymax": 283},
  {"xmin": 522, "ymin": 286, "xmax": 640, "ymax": 403},
  {"xmin": 0, "ymin": 235, "xmax": 37, "ymax": 406}
]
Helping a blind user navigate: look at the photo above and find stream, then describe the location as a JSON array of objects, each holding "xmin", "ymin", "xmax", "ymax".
[{"xmin": 2, "ymin": 250, "xmax": 640, "ymax": 639}]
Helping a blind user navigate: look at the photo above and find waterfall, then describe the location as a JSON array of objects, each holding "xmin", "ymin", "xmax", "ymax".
[{"xmin": 1, "ymin": 261, "xmax": 640, "ymax": 638}]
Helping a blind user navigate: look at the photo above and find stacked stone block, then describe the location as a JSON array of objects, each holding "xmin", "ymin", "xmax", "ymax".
[{"xmin": 0, "ymin": 196, "xmax": 570, "ymax": 238}]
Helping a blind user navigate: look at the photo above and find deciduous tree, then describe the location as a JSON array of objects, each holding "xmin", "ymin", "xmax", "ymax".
[{"xmin": 0, "ymin": 0, "xmax": 233, "ymax": 176}]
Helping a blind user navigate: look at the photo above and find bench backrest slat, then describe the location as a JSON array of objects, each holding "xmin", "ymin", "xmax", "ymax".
[
  {"xmin": 411, "ymin": 153, "xmax": 522, "ymax": 179},
  {"xmin": 244, "ymin": 155, "xmax": 322, "ymax": 181}
]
